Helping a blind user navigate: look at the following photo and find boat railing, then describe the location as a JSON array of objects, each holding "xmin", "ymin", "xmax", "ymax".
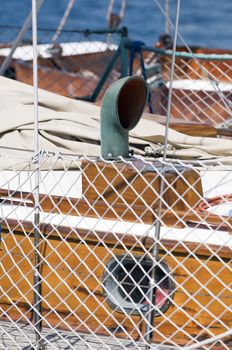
[
  {"xmin": 0, "ymin": 148, "xmax": 231, "ymax": 349},
  {"xmin": 126, "ymin": 42, "xmax": 232, "ymax": 129}
]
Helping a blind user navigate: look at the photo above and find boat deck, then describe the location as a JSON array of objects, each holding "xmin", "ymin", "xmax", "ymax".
[
  {"xmin": 1, "ymin": 320, "xmax": 230, "ymax": 350},
  {"xmin": 0, "ymin": 320, "xmax": 168, "ymax": 350}
]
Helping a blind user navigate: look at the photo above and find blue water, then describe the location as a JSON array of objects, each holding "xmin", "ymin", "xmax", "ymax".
[{"xmin": 0, "ymin": 0, "xmax": 232, "ymax": 49}]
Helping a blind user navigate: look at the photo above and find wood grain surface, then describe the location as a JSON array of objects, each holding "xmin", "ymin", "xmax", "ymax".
[{"xmin": 0, "ymin": 220, "xmax": 231, "ymax": 347}]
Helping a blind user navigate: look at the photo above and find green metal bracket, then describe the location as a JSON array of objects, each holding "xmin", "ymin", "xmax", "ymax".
[{"xmin": 76, "ymin": 27, "xmax": 129, "ymax": 103}]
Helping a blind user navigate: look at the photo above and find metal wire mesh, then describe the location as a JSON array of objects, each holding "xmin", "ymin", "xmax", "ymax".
[
  {"xmin": 145, "ymin": 50, "xmax": 232, "ymax": 127},
  {"xmin": 0, "ymin": 150, "xmax": 231, "ymax": 349},
  {"xmin": 0, "ymin": 26, "xmax": 122, "ymax": 103}
]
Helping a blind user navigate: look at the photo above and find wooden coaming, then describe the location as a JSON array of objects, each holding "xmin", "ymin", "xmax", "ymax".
[
  {"xmin": 82, "ymin": 159, "xmax": 203, "ymax": 213},
  {"xmin": 0, "ymin": 160, "xmax": 232, "ymax": 230},
  {"xmin": 144, "ymin": 113, "xmax": 218, "ymax": 137}
]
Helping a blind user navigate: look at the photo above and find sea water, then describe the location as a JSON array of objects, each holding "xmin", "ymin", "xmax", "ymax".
[{"xmin": 0, "ymin": 0, "xmax": 231, "ymax": 49}]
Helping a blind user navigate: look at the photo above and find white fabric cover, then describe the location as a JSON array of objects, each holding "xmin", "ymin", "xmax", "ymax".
[{"xmin": 1, "ymin": 76, "xmax": 232, "ymax": 169}]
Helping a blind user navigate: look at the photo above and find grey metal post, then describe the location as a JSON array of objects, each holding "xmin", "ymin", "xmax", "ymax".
[
  {"xmin": 32, "ymin": 0, "xmax": 42, "ymax": 348},
  {"xmin": 145, "ymin": 0, "xmax": 181, "ymax": 347},
  {"xmin": 0, "ymin": 0, "xmax": 44, "ymax": 76},
  {"xmin": 165, "ymin": 0, "xmax": 170, "ymax": 34}
]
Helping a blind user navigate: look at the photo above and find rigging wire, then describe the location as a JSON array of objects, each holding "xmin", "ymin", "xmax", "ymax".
[
  {"xmin": 165, "ymin": 0, "xmax": 170, "ymax": 33},
  {"xmin": 51, "ymin": 0, "xmax": 76, "ymax": 47},
  {"xmin": 0, "ymin": 0, "xmax": 44, "ymax": 76},
  {"xmin": 107, "ymin": 0, "xmax": 127, "ymax": 30},
  {"xmin": 162, "ymin": 0, "xmax": 180, "ymax": 161},
  {"xmin": 144, "ymin": 1, "xmax": 181, "ymax": 348},
  {"xmin": 184, "ymin": 329, "xmax": 232, "ymax": 350}
]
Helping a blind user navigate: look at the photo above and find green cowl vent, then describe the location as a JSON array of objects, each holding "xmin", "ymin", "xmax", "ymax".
[{"xmin": 100, "ymin": 76, "xmax": 148, "ymax": 159}]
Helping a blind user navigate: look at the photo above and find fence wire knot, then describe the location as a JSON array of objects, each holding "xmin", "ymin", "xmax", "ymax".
[{"xmin": 144, "ymin": 143, "xmax": 175, "ymax": 157}]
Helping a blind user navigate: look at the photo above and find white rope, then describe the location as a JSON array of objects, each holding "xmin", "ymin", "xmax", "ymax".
[
  {"xmin": 183, "ymin": 329, "xmax": 232, "ymax": 350},
  {"xmin": 32, "ymin": 1, "xmax": 39, "ymax": 154},
  {"xmin": 51, "ymin": 0, "xmax": 76, "ymax": 46}
]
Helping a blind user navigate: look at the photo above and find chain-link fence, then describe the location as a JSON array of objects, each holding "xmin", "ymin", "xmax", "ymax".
[{"xmin": 0, "ymin": 150, "xmax": 231, "ymax": 350}]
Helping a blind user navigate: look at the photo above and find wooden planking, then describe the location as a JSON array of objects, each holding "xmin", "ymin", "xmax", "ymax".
[
  {"xmin": 160, "ymin": 46, "xmax": 232, "ymax": 83},
  {"xmin": 166, "ymin": 87, "xmax": 232, "ymax": 125},
  {"xmin": 144, "ymin": 113, "xmax": 218, "ymax": 138},
  {"xmin": 158, "ymin": 46, "xmax": 232, "ymax": 126},
  {"xmin": 14, "ymin": 60, "xmax": 98, "ymax": 99},
  {"xmin": 13, "ymin": 49, "xmax": 121, "ymax": 102},
  {"xmin": 167, "ymin": 121, "xmax": 217, "ymax": 137},
  {"xmin": 188, "ymin": 47, "xmax": 232, "ymax": 83},
  {"xmin": 0, "ymin": 193, "xmax": 230, "ymax": 232},
  {"xmin": 0, "ymin": 225, "xmax": 231, "ymax": 346},
  {"xmin": 1, "ymin": 195, "xmax": 232, "ymax": 233},
  {"xmin": 0, "ymin": 179, "xmax": 232, "ymax": 232},
  {"xmin": 0, "ymin": 217, "xmax": 231, "ymax": 258}
]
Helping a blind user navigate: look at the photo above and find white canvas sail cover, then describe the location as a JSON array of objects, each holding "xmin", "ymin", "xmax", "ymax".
[{"xmin": 1, "ymin": 76, "xmax": 232, "ymax": 169}]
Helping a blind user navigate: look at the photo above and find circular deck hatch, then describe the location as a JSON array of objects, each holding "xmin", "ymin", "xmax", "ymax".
[{"xmin": 103, "ymin": 255, "xmax": 174, "ymax": 316}]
